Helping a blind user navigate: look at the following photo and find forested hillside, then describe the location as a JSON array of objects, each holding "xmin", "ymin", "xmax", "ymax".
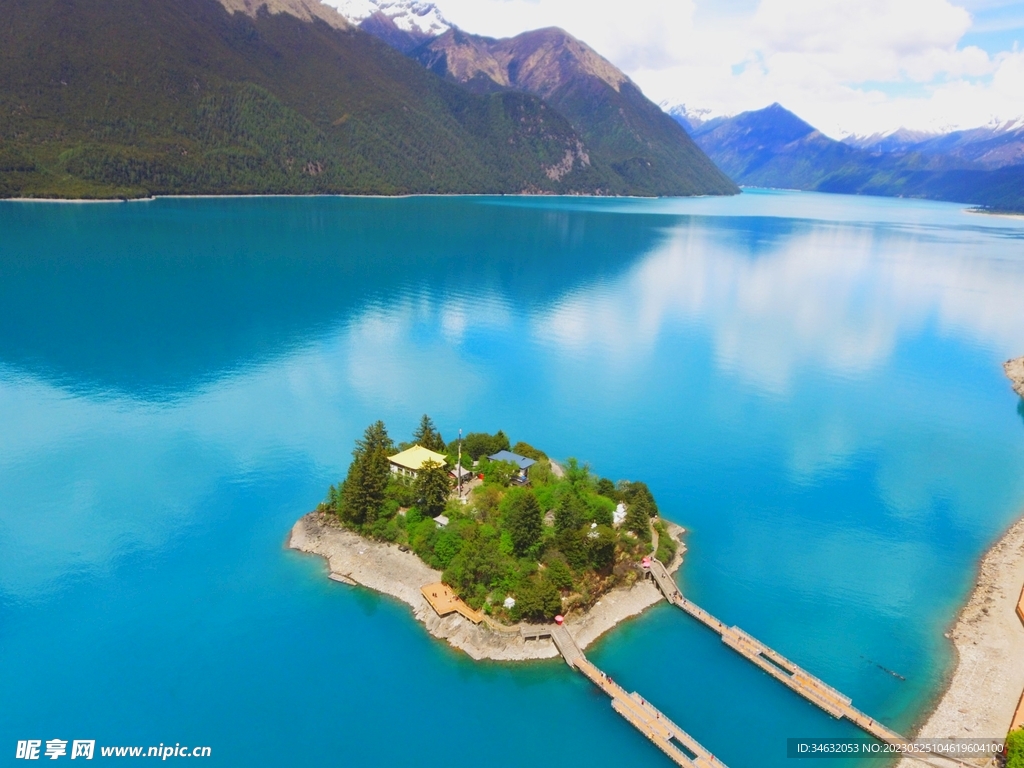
[{"xmin": 0, "ymin": 0, "xmax": 732, "ymax": 198}]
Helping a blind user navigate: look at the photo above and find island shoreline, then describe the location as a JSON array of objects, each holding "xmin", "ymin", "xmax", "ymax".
[
  {"xmin": 895, "ymin": 511, "xmax": 1024, "ymax": 766},
  {"xmin": 288, "ymin": 510, "xmax": 687, "ymax": 662}
]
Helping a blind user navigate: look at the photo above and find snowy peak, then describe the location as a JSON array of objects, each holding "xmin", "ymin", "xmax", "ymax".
[
  {"xmin": 842, "ymin": 127, "xmax": 940, "ymax": 153},
  {"xmin": 331, "ymin": 0, "xmax": 450, "ymax": 38},
  {"xmin": 661, "ymin": 103, "xmax": 720, "ymax": 132}
]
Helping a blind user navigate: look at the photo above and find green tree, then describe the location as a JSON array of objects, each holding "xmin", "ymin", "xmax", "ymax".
[
  {"xmin": 459, "ymin": 430, "xmax": 512, "ymax": 460},
  {"xmin": 415, "ymin": 460, "xmax": 452, "ymax": 518},
  {"xmin": 339, "ymin": 421, "xmax": 393, "ymax": 527},
  {"xmin": 624, "ymin": 495, "xmax": 653, "ymax": 541},
  {"xmin": 511, "ymin": 441, "xmax": 547, "ymax": 461},
  {"xmin": 544, "ymin": 556, "xmax": 574, "ymax": 591},
  {"xmin": 502, "ymin": 488, "xmax": 542, "ymax": 556},
  {"xmin": 528, "ymin": 459, "xmax": 554, "ymax": 486},
  {"xmin": 433, "ymin": 528, "xmax": 464, "ymax": 569},
  {"xmin": 595, "ymin": 477, "xmax": 617, "ymax": 499},
  {"xmin": 557, "ymin": 528, "xmax": 590, "ymax": 570},
  {"xmin": 554, "ymin": 487, "xmax": 585, "ymax": 533},
  {"xmin": 512, "ymin": 576, "xmax": 563, "ymax": 622},
  {"xmin": 482, "ymin": 459, "xmax": 519, "ymax": 487},
  {"xmin": 564, "ymin": 457, "xmax": 591, "ymax": 490},
  {"xmin": 620, "ymin": 480, "xmax": 659, "ymax": 517},
  {"xmin": 589, "ymin": 525, "xmax": 617, "ymax": 571},
  {"xmin": 493, "ymin": 430, "xmax": 511, "ymax": 453},
  {"xmin": 412, "ymin": 414, "xmax": 446, "ymax": 452}
]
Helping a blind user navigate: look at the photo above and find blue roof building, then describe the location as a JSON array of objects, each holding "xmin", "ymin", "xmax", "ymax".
[{"xmin": 487, "ymin": 450, "xmax": 537, "ymax": 471}]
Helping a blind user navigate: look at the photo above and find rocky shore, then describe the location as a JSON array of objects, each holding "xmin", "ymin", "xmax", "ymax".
[
  {"xmin": 1005, "ymin": 357, "xmax": 1024, "ymax": 398},
  {"xmin": 288, "ymin": 511, "xmax": 686, "ymax": 661},
  {"xmin": 895, "ymin": 514, "xmax": 1024, "ymax": 767}
]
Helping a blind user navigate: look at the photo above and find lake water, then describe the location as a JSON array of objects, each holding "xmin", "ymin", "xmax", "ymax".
[{"xmin": 2, "ymin": 190, "xmax": 1024, "ymax": 767}]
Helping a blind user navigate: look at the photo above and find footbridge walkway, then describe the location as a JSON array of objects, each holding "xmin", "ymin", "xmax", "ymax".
[
  {"xmin": 528, "ymin": 623, "xmax": 728, "ymax": 768},
  {"xmin": 646, "ymin": 559, "xmax": 988, "ymax": 768}
]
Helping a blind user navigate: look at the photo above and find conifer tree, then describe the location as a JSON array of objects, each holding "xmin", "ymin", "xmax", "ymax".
[
  {"xmin": 412, "ymin": 414, "xmax": 445, "ymax": 452},
  {"xmin": 554, "ymin": 487, "xmax": 585, "ymax": 534},
  {"xmin": 503, "ymin": 488, "xmax": 542, "ymax": 556},
  {"xmin": 340, "ymin": 421, "xmax": 393, "ymax": 527},
  {"xmin": 624, "ymin": 495, "xmax": 653, "ymax": 541},
  {"xmin": 414, "ymin": 459, "xmax": 452, "ymax": 518}
]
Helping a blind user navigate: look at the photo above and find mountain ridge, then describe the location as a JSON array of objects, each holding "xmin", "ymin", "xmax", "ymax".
[
  {"xmin": 410, "ymin": 26, "xmax": 737, "ymax": 197},
  {"xmin": 676, "ymin": 103, "xmax": 1024, "ymax": 211},
  {"xmin": 0, "ymin": 0, "xmax": 736, "ymax": 199}
]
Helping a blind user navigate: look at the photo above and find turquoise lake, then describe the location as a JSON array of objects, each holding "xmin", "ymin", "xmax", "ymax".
[{"xmin": 2, "ymin": 190, "xmax": 1024, "ymax": 767}]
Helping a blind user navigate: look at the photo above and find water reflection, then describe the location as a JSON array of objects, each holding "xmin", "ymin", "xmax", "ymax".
[
  {"xmin": 530, "ymin": 212, "xmax": 1024, "ymax": 392},
  {"xmin": 3, "ymin": 194, "xmax": 1024, "ymax": 768}
]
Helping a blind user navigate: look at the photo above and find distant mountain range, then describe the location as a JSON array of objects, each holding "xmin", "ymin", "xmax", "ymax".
[
  {"xmin": 670, "ymin": 103, "xmax": 1024, "ymax": 212},
  {"xmin": 0, "ymin": 0, "xmax": 736, "ymax": 199},
  {"xmin": 843, "ymin": 120, "xmax": 1024, "ymax": 169}
]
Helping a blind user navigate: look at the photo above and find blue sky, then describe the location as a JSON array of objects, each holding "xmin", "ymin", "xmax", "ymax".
[{"xmin": 331, "ymin": 0, "xmax": 1024, "ymax": 136}]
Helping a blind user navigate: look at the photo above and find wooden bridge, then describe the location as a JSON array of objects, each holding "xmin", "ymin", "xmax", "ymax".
[
  {"xmin": 547, "ymin": 623, "xmax": 728, "ymax": 768},
  {"xmin": 646, "ymin": 559, "xmax": 993, "ymax": 768}
]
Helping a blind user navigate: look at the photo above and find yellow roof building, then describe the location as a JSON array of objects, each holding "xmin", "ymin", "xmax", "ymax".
[{"xmin": 388, "ymin": 445, "xmax": 447, "ymax": 477}]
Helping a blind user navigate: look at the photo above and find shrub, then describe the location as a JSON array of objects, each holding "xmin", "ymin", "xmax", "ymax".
[
  {"xmin": 654, "ymin": 521, "xmax": 677, "ymax": 563},
  {"xmin": 1006, "ymin": 727, "xmax": 1024, "ymax": 768}
]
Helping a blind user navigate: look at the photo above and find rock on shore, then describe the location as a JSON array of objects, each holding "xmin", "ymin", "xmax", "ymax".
[
  {"xmin": 895, "ymin": 515, "xmax": 1024, "ymax": 767},
  {"xmin": 288, "ymin": 512, "xmax": 686, "ymax": 661},
  {"xmin": 1006, "ymin": 357, "xmax": 1024, "ymax": 398}
]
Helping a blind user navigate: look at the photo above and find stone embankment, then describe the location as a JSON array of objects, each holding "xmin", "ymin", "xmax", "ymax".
[{"xmin": 288, "ymin": 512, "xmax": 685, "ymax": 661}]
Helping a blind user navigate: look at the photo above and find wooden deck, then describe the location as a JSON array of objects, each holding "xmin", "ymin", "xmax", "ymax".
[
  {"xmin": 646, "ymin": 559, "xmax": 989, "ymax": 768},
  {"xmin": 420, "ymin": 583, "xmax": 485, "ymax": 624},
  {"xmin": 549, "ymin": 624, "xmax": 727, "ymax": 768}
]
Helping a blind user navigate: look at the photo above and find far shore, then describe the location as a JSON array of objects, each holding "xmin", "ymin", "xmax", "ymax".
[
  {"xmin": 288, "ymin": 511, "xmax": 687, "ymax": 662},
  {"xmin": 895, "ymin": 512, "xmax": 1024, "ymax": 767},
  {"xmin": 966, "ymin": 207, "xmax": 1024, "ymax": 220},
  {"xmin": 0, "ymin": 191, "xmax": 687, "ymax": 203}
]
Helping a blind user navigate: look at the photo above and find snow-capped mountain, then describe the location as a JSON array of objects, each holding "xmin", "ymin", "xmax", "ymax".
[
  {"xmin": 330, "ymin": 0, "xmax": 450, "ymax": 50},
  {"xmin": 844, "ymin": 118, "xmax": 1024, "ymax": 168},
  {"xmin": 660, "ymin": 103, "xmax": 721, "ymax": 132},
  {"xmin": 842, "ymin": 127, "xmax": 940, "ymax": 154}
]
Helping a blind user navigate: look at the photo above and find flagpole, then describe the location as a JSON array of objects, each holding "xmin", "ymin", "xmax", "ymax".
[{"xmin": 458, "ymin": 428, "xmax": 463, "ymax": 500}]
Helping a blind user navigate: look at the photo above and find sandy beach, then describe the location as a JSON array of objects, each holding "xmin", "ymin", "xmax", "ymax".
[
  {"xmin": 895, "ymin": 514, "xmax": 1024, "ymax": 767},
  {"xmin": 288, "ymin": 511, "xmax": 686, "ymax": 661}
]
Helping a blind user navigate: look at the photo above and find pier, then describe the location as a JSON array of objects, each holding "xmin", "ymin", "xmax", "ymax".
[
  {"xmin": 646, "ymin": 559, "xmax": 994, "ymax": 768},
  {"xmin": 647, "ymin": 558, "xmax": 905, "ymax": 740},
  {"xmin": 546, "ymin": 623, "xmax": 728, "ymax": 768}
]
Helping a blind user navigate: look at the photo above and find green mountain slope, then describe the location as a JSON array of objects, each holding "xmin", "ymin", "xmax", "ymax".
[
  {"xmin": 683, "ymin": 104, "xmax": 1024, "ymax": 212},
  {"xmin": 0, "ymin": 0, "xmax": 726, "ymax": 198},
  {"xmin": 414, "ymin": 27, "xmax": 738, "ymax": 197}
]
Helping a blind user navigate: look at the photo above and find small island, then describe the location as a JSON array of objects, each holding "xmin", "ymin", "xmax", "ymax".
[{"xmin": 289, "ymin": 416, "xmax": 686, "ymax": 660}]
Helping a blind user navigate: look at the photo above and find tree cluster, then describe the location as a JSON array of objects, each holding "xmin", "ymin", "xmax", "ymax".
[{"xmin": 324, "ymin": 419, "xmax": 669, "ymax": 623}]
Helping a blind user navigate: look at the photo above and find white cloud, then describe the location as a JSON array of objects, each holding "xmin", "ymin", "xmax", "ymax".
[{"xmin": 326, "ymin": 0, "xmax": 1024, "ymax": 136}]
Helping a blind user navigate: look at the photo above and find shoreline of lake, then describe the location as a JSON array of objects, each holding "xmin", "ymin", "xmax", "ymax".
[
  {"xmin": 895, "ymin": 513, "xmax": 1024, "ymax": 766},
  {"xmin": 1005, "ymin": 357, "xmax": 1024, "ymax": 398},
  {"xmin": 288, "ymin": 511, "xmax": 687, "ymax": 662}
]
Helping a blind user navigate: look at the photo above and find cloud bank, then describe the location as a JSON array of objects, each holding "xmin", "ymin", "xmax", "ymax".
[{"xmin": 358, "ymin": 0, "xmax": 1024, "ymax": 136}]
